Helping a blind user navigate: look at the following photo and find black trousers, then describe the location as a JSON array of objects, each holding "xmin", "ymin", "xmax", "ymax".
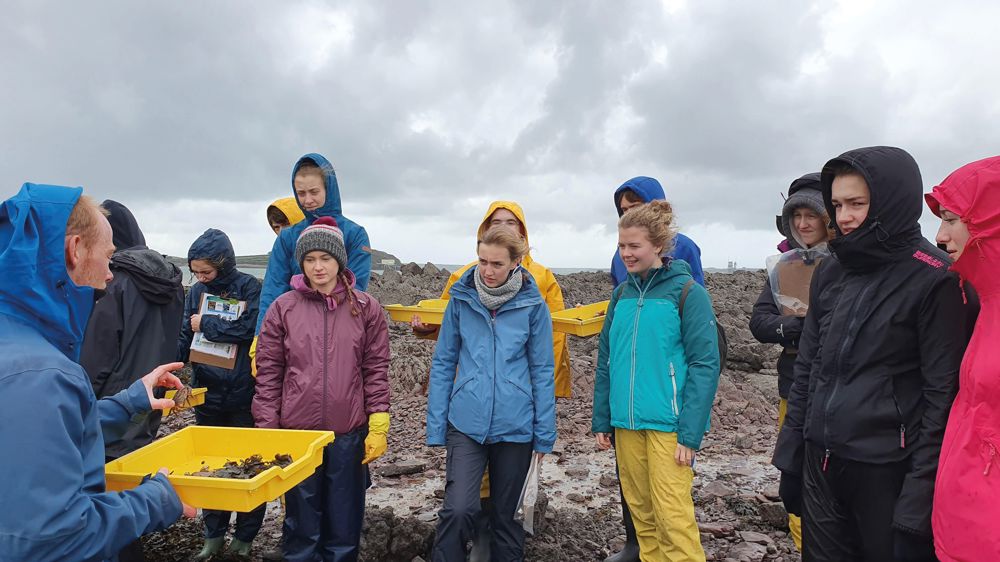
[
  {"xmin": 284, "ymin": 426, "xmax": 370, "ymax": 562},
  {"xmin": 802, "ymin": 443, "xmax": 931, "ymax": 562},
  {"xmin": 196, "ymin": 409, "xmax": 267, "ymax": 543},
  {"xmin": 432, "ymin": 426, "xmax": 533, "ymax": 562}
]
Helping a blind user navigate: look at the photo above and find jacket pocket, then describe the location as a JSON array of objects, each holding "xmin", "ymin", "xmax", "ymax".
[{"xmin": 451, "ymin": 377, "xmax": 473, "ymax": 399}]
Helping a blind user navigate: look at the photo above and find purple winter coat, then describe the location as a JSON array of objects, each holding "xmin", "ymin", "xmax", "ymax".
[{"xmin": 252, "ymin": 270, "xmax": 390, "ymax": 433}]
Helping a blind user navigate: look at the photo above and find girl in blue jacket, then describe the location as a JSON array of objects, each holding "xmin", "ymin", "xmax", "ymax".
[
  {"xmin": 177, "ymin": 228, "xmax": 264, "ymax": 559},
  {"xmin": 592, "ymin": 201, "xmax": 720, "ymax": 562},
  {"xmin": 426, "ymin": 225, "xmax": 557, "ymax": 561}
]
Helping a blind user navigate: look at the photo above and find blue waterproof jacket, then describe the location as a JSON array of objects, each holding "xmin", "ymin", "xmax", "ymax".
[
  {"xmin": 611, "ymin": 176, "xmax": 705, "ymax": 287},
  {"xmin": 0, "ymin": 184, "xmax": 181, "ymax": 561},
  {"xmin": 178, "ymin": 229, "xmax": 260, "ymax": 415},
  {"xmin": 256, "ymin": 153, "xmax": 371, "ymax": 333},
  {"xmin": 426, "ymin": 267, "xmax": 557, "ymax": 453},
  {"xmin": 592, "ymin": 259, "xmax": 720, "ymax": 450}
]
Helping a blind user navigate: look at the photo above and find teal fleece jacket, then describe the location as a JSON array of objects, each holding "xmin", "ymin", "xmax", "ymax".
[{"xmin": 592, "ymin": 258, "xmax": 720, "ymax": 450}]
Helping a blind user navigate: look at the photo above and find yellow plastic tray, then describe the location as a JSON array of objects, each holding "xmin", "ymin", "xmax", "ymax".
[
  {"xmin": 551, "ymin": 300, "xmax": 610, "ymax": 337},
  {"xmin": 105, "ymin": 426, "xmax": 335, "ymax": 512},
  {"xmin": 162, "ymin": 387, "xmax": 207, "ymax": 416},
  {"xmin": 385, "ymin": 298, "xmax": 448, "ymax": 326}
]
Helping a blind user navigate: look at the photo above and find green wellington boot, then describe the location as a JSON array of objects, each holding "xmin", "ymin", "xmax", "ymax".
[
  {"xmin": 193, "ymin": 537, "xmax": 224, "ymax": 560},
  {"xmin": 228, "ymin": 538, "xmax": 253, "ymax": 557}
]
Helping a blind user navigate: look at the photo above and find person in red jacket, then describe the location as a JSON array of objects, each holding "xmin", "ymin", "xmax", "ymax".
[
  {"xmin": 925, "ymin": 155, "xmax": 998, "ymax": 562},
  {"xmin": 253, "ymin": 217, "xmax": 391, "ymax": 562}
]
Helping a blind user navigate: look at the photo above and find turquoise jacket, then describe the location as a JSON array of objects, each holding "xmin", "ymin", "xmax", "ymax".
[
  {"xmin": 592, "ymin": 259, "xmax": 720, "ymax": 450},
  {"xmin": 426, "ymin": 267, "xmax": 557, "ymax": 453}
]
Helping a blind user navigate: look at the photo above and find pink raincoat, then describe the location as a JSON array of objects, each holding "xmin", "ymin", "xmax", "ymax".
[{"xmin": 926, "ymin": 156, "xmax": 1000, "ymax": 562}]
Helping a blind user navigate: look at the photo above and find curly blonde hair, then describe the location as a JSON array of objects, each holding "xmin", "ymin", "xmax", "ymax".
[{"xmin": 618, "ymin": 200, "xmax": 677, "ymax": 253}]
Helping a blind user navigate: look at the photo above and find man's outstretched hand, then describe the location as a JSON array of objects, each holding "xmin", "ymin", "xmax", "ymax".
[{"xmin": 142, "ymin": 362, "xmax": 185, "ymax": 410}]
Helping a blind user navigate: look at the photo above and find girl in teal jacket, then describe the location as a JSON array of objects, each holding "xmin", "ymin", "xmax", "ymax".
[{"xmin": 592, "ymin": 200, "xmax": 720, "ymax": 562}]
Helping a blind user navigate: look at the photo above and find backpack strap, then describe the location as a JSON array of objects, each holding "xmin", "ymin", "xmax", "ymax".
[{"xmin": 678, "ymin": 279, "xmax": 696, "ymax": 320}]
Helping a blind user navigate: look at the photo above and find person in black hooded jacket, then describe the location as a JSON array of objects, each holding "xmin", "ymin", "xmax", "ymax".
[
  {"xmin": 772, "ymin": 146, "xmax": 978, "ymax": 561},
  {"xmin": 80, "ymin": 200, "xmax": 185, "ymax": 459},
  {"xmin": 178, "ymin": 228, "xmax": 264, "ymax": 559}
]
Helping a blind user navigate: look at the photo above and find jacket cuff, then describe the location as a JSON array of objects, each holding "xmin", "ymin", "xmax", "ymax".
[
  {"xmin": 126, "ymin": 379, "xmax": 152, "ymax": 414},
  {"xmin": 426, "ymin": 424, "xmax": 445, "ymax": 447},
  {"xmin": 145, "ymin": 473, "xmax": 184, "ymax": 532},
  {"xmin": 533, "ymin": 440, "xmax": 554, "ymax": 454}
]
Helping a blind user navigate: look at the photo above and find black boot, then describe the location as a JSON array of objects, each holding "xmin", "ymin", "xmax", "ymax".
[
  {"xmin": 468, "ymin": 498, "xmax": 492, "ymax": 562},
  {"xmin": 604, "ymin": 481, "xmax": 640, "ymax": 562}
]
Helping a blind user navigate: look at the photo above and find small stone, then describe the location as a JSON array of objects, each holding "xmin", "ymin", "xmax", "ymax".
[
  {"xmin": 566, "ymin": 492, "xmax": 586, "ymax": 503},
  {"xmin": 733, "ymin": 433, "xmax": 754, "ymax": 449},
  {"xmin": 702, "ymin": 481, "xmax": 736, "ymax": 498},
  {"xmin": 728, "ymin": 541, "xmax": 768, "ymax": 561},
  {"xmin": 378, "ymin": 460, "xmax": 427, "ymax": 477},
  {"xmin": 739, "ymin": 530, "xmax": 773, "ymax": 545},
  {"xmin": 762, "ymin": 486, "xmax": 780, "ymax": 501},
  {"xmin": 416, "ymin": 512, "xmax": 437, "ymax": 523},
  {"xmin": 433, "ymin": 489, "xmax": 446, "ymax": 499},
  {"xmin": 699, "ymin": 522, "xmax": 735, "ymax": 537},
  {"xmin": 600, "ymin": 474, "xmax": 618, "ymax": 487},
  {"xmin": 565, "ymin": 466, "xmax": 589, "ymax": 479}
]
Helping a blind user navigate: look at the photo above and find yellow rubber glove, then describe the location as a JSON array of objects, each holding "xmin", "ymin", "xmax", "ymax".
[
  {"xmin": 362, "ymin": 412, "xmax": 390, "ymax": 464},
  {"xmin": 249, "ymin": 336, "xmax": 258, "ymax": 377}
]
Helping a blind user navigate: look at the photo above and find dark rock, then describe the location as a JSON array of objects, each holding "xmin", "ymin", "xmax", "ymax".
[
  {"xmin": 400, "ymin": 262, "xmax": 423, "ymax": 276},
  {"xmin": 422, "ymin": 262, "xmax": 440, "ymax": 275},
  {"xmin": 757, "ymin": 502, "xmax": 789, "ymax": 529},
  {"xmin": 599, "ymin": 474, "xmax": 618, "ymax": 487}
]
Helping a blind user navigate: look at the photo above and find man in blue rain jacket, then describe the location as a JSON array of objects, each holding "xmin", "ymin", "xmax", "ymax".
[{"xmin": 0, "ymin": 184, "xmax": 187, "ymax": 561}]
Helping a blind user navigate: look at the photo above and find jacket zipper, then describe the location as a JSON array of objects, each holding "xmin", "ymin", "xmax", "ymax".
[
  {"xmin": 891, "ymin": 390, "xmax": 906, "ymax": 449},
  {"xmin": 669, "ymin": 362, "xmax": 679, "ymax": 417},
  {"xmin": 322, "ymin": 305, "xmax": 329, "ymax": 429},
  {"xmin": 822, "ymin": 279, "xmax": 874, "ymax": 470},
  {"xmin": 985, "ymin": 442, "xmax": 997, "ymax": 476},
  {"xmin": 628, "ymin": 269, "xmax": 658, "ymax": 430}
]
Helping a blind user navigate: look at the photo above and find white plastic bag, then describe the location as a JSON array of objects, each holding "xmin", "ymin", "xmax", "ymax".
[{"xmin": 514, "ymin": 454, "xmax": 542, "ymax": 535}]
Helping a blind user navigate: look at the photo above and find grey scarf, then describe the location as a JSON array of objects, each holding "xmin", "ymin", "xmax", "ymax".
[{"xmin": 474, "ymin": 266, "xmax": 523, "ymax": 311}]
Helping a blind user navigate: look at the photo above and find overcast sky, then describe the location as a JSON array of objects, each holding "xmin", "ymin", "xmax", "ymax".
[{"xmin": 3, "ymin": 0, "xmax": 998, "ymax": 269}]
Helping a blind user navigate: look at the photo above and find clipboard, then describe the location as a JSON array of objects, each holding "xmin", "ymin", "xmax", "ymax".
[{"xmin": 189, "ymin": 293, "xmax": 246, "ymax": 370}]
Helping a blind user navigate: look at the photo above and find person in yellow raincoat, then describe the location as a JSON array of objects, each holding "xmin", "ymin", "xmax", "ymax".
[
  {"xmin": 412, "ymin": 201, "xmax": 571, "ymax": 562},
  {"xmin": 266, "ymin": 197, "xmax": 306, "ymax": 235},
  {"xmin": 412, "ymin": 201, "xmax": 572, "ymax": 397}
]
